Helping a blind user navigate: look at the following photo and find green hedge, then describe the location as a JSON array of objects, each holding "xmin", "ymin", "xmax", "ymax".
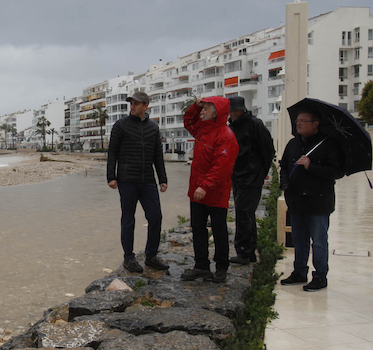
[{"xmin": 220, "ymin": 164, "xmax": 284, "ymax": 350}]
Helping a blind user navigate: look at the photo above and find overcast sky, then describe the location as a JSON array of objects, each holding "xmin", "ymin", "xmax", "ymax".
[{"xmin": 0, "ymin": 0, "xmax": 371, "ymax": 116}]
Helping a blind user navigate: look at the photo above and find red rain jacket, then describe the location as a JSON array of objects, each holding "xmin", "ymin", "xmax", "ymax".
[{"xmin": 184, "ymin": 96, "xmax": 239, "ymax": 209}]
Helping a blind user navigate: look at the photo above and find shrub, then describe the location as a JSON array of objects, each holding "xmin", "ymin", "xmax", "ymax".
[{"xmin": 219, "ymin": 164, "xmax": 284, "ymax": 350}]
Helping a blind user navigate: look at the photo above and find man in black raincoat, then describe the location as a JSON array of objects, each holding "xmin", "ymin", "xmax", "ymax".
[
  {"xmin": 280, "ymin": 109, "xmax": 344, "ymax": 291},
  {"xmin": 229, "ymin": 97, "xmax": 275, "ymax": 265}
]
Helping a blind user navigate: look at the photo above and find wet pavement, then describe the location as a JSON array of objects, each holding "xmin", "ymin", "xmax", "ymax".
[
  {"xmin": 266, "ymin": 170, "xmax": 373, "ymax": 349},
  {"xmin": 0, "ymin": 162, "xmax": 191, "ymax": 331}
]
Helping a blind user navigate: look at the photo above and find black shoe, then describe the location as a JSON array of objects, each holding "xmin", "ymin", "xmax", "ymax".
[
  {"xmin": 181, "ymin": 268, "xmax": 213, "ymax": 281},
  {"xmin": 123, "ymin": 258, "xmax": 143, "ymax": 273},
  {"xmin": 280, "ymin": 271, "xmax": 307, "ymax": 285},
  {"xmin": 145, "ymin": 256, "xmax": 169, "ymax": 270},
  {"xmin": 303, "ymin": 276, "xmax": 327, "ymax": 292},
  {"xmin": 212, "ymin": 270, "xmax": 227, "ymax": 283},
  {"xmin": 229, "ymin": 255, "xmax": 249, "ymax": 265}
]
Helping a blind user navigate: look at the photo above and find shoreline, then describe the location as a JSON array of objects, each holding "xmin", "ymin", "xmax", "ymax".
[{"xmin": 0, "ymin": 153, "xmax": 103, "ymax": 187}]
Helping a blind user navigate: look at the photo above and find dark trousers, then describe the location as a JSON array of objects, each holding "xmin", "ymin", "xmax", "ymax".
[
  {"xmin": 290, "ymin": 213, "xmax": 329, "ymax": 280},
  {"xmin": 233, "ymin": 186, "xmax": 262, "ymax": 258},
  {"xmin": 190, "ymin": 201, "xmax": 229, "ymax": 271},
  {"xmin": 118, "ymin": 182, "xmax": 162, "ymax": 261}
]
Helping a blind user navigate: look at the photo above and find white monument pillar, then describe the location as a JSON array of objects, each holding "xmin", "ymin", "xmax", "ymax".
[{"xmin": 277, "ymin": 1, "xmax": 308, "ymax": 160}]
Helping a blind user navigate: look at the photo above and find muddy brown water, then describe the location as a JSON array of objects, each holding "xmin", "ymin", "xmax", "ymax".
[{"xmin": 0, "ymin": 162, "xmax": 190, "ymax": 331}]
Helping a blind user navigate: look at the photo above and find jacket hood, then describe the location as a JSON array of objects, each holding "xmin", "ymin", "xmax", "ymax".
[{"xmin": 201, "ymin": 96, "xmax": 230, "ymax": 127}]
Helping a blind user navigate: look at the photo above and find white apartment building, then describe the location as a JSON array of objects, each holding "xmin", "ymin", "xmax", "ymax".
[
  {"xmin": 79, "ymin": 81, "xmax": 109, "ymax": 150},
  {"xmin": 123, "ymin": 6, "xmax": 372, "ymax": 155},
  {"xmin": 63, "ymin": 97, "xmax": 82, "ymax": 150},
  {"xmin": 29, "ymin": 100, "xmax": 66, "ymax": 148},
  {"xmin": 73, "ymin": 6, "xmax": 373, "ymax": 154},
  {"xmin": 0, "ymin": 110, "xmax": 34, "ymax": 149}
]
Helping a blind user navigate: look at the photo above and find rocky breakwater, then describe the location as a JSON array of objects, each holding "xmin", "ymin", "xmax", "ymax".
[{"xmin": 0, "ymin": 222, "xmax": 254, "ymax": 350}]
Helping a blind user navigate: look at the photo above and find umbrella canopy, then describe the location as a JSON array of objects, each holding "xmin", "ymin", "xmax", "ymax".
[{"xmin": 287, "ymin": 98, "xmax": 372, "ymax": 176}]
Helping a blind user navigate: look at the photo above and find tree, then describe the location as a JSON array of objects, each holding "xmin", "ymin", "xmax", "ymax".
[
  {"xmin": 0, "ymin": 124, "xmax": 12, "ymax": 148},
  {"xmin": 10, "ymin": 126, "xmax": 17, "ymax": 148},
  {"xmin": 47, "ymin": 128, "xmax": 58, "ymax": 149},
  {"xmin": 91, "ymin": 104, "xmax": 109, "ymax": 149},
  {"xmin": 36, "ymin": 116, "xmax": 51, "ymax": 148},
  {"xmin": 358, "ymin": 80, "xmax": 373, "ymax": 124}
]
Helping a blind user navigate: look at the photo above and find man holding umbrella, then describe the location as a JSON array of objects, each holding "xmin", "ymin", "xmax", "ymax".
[{"xmin": 280, "ymin": 108, "xmax": 345, "ymax": 291}]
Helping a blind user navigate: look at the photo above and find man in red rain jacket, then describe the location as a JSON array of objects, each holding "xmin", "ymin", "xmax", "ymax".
[{"xmin": 181, "ymin": 97, "xmax": 239, "ymax": 283}]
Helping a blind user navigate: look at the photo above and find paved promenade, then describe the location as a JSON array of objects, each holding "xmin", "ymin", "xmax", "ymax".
[
  {"xmin": 266, "ymin": 170, "xmax": 373, "ymax": 350},
  {"xmin": 0, "ymin": 162, "xmax": 190, "ymax": 332}
]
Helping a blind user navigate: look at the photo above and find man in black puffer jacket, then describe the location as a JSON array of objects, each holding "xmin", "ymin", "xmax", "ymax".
[
  {"xmin": 107, "ymin": 92, "xmax": 169, "ymax": 273},
  {"xmin": 229, "ymin": 97, "xmax": 275, "ymax": 265}
]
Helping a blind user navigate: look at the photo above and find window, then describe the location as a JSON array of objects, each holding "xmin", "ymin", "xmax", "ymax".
[
  {"xmin": 339, "ymin": 85, "xmax": 347, "ymax": 96},
  {"xmin": 354, "ymin": 101, "xmax": 359, "ymax": 112},
  {"xmin": 348, "ymin": 31, "xmax": 352, "ymax": 46},
  {"xmin": 342, "ymin": 31, "xmax": 346, "ymax": 46},
  {"xmin": 354, "ymin": 65, "xmax": 360, "ymax": 78},
  {"xmin": 339, "ymin": 67, "xmax": 347, "ymax": 80},
  {"xmin": 340, "ymin": 50, "xmax": 348, "ymax": 63},
  {"xmin": 225, "ymin": 92, "xmax": 238, "ymax": 98},
  {"xmin": 368, "ymin": 47, "xmax": 373, "ymax": 58},
  {"xmin": 308, "ymin": 31, "xmax": 314, "ymax": 45},
  {"xmin": 354, "ymin": 27, "xmax": 360, "ymax": 42},
  {"xmin": 353, "ymin": 83, "xmax": 359, "ymax": 95},
  {"xmin": 166, "ymin": 117, "xmax": 175, "ymax": 124},
  {"xmin": 368, "ymin": 65, "xmax": 373, "ymax": 76},
  {"xmin": 339, "ymin": 103, "xmax": 348, "ymax": 110},
  {"xmin": 355, "ymin": 48, "xmax": 360, "ymax": 60},
  {"xmin": 268, "ymin": 84, "xmax": 285, "ymax": 98},
  {"xmin": 224, "ymin": 60, "xmax": 242, "ymax": 73},
  {"xmin": 369, "ymin": 29, "xmax": 373, "ymax": 40}
]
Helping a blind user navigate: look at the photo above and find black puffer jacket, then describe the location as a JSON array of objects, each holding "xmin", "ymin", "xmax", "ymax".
[
  {"xmin": 280, "ymin": 132, "xmax": 344, "ymax": 214},
  {"xmin": 229, "ymin": 111, "xmax": 275, "ymax": 189},
  {"xmin": 107, "ymin": 114, "xmax": 167, "ymax": 184}
]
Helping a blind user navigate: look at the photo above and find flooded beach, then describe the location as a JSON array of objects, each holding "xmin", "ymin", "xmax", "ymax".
[{"xmin": 0, "ymin": 162, "xmax": 190, "ymax": 333}]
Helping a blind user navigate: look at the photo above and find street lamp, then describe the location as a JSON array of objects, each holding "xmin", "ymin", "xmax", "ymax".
[{"xmin": 171, "ymin": 132, "xmax": 175, "ymax": 153}]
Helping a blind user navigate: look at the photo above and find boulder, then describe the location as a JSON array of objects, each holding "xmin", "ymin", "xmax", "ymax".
[{"xmin": 74, "ymin": 307, "xmax": 234, "ymax": 341}]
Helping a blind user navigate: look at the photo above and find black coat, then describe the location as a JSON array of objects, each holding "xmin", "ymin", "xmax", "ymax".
[
  {"xmin": 280, "ymin": 132, "xmax": 344, "ymax": 215},
  {"xmin": 229, "ymin": 111, "xmax": 275, "ymax": 189},
  {"xmin": 107, "ymin": 114, "xmax": 167, "ymax": 184}
]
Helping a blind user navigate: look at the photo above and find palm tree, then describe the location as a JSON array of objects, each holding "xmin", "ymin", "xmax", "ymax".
[
  {"xmin": 10, "ymin": 126, "xmax": 17, "ymax": 148},
  {"xmin": 36, "ymin": 116, "xmax": 51, "ymax": 148},
  {"xmin": 91, "ymin": 104, "xmax": 109, "ymax": 149},
  {"xmin": 0, "ymin": 124, "xmax": 12, "ymax": 149},
  {"xmin": 47, "ymin": 128, "xmax": 58, "ymax": 150}
]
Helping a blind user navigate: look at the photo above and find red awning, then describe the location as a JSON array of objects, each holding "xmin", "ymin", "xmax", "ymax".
[
  {"xmin": 269, "ymin": 67, "xmax": 282, "ymax": 72},
  {"xmin": 268, "ymin": 50, "xmax": 285, "ymax": 60},
  {"xmin": 224, "ymin": 76, "xmax": 238, "ymax": 87}
]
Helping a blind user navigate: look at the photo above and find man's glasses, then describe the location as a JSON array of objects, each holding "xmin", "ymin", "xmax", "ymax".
[{"xmin": 295, "ymin": 119, "xmax": 314, "ymax": 124}]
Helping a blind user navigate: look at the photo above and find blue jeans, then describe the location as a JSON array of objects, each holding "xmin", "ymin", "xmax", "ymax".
[
  {"xmin": 290, "ymin": 213, "xmax": 330, "ymax": 280},
  {"xmin": 118, "ymin": 182, "xmax": 162, "ymax": 261}
]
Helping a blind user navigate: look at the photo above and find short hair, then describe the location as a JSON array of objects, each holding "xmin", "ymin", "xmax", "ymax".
[
  {"xmin": 204, "ymin": 102, "xmax": 216, "ymax": 113},
  {"xmin": 297, "ymin": 109, "xmax": 320, "ymax": 122}
]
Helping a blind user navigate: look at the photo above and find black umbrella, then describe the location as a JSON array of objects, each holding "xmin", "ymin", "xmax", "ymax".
[{"xmin": 287, "ymin": 98, "xmax": 372, "ymax": 178}]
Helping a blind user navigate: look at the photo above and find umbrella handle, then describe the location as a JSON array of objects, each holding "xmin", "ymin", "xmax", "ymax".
[{"xmin": 289, "ymin": 163, "xmax": 299, "ymax": 178}]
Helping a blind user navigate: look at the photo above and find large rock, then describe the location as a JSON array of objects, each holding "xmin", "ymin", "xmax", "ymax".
[
  {"xmin": 68, "ymin": 290, "xmax": 138, "ymax": 321},
  {"xmin": 37, "ymin": 320, "xmax": 105, "ymax": 348},
  {"xmin": 85, "ymin": 276, "xmax": 148, "ymax": 293},
  {"xmin": 97, "ymin": 330, "xmax": 219, "ymax": 350},
  {"xmin": 75, "ymin": 307, "xmax": 234, "ymax": 341},
  {"xmin": 137, "ymin": 273, "xmax": 251, "ymax": 318}
]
